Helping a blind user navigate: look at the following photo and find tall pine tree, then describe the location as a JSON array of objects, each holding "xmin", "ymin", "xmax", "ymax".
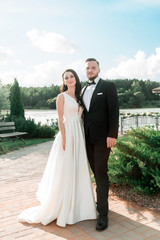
[{"xmin": 10, "ymin": 79, "xmax": 25, "ymax": 118}]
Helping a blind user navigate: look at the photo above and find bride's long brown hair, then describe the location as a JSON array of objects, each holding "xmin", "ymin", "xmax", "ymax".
[{"xmin": 61, "ymin": 69, "xmax": 82, "ymax": 104}]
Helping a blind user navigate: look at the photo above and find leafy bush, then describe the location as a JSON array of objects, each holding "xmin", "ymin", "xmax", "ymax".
[
  {"xmin": 109, "ymin": 127, "xmax": 160, "ymax": 195},
  {"xmin": 5, "ymin": 116, "xmax": 56, "ymax": 138},
  {"xmin": 50, "ymin": 119, "xmax": 59, "ymax": 133}
]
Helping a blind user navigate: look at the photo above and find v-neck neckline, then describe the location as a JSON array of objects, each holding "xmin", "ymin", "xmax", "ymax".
[{"xmin": 64, "ymin": 92, "xmax": 77, "ymax": 103}]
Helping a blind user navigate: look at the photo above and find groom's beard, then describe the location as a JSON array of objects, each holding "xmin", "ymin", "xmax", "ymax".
[{"xmin": 88, "ymin": 73, "xmax": 98, "ymax": 81}]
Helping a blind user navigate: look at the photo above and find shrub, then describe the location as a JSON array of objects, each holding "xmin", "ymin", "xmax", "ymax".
[
  {"xmin": 109, "ymin": 127, "xmax": 160, "ymax": 195},
  {"xmin": 50, "ymin": 119, "xmax": 59, "ymax": 133},
  {"xmin": 5, "ymin": 116, "xmax": 56, "ymax": 138}
]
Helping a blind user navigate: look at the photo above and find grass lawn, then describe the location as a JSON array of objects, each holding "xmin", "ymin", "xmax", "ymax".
[{"xmin": 0, "ymin": 138, "xmax": 53, "ymax": 155}]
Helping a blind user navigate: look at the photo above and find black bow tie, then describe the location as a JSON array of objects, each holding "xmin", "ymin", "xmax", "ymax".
[{"xmin": 87, "ymin": 80, "xmax": 96, "ymax": 86}]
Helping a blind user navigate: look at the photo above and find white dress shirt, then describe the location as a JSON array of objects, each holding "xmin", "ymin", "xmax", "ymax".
[{"xmin": 83, "ymin": 76, "xmax": 100, "ymax": 111}]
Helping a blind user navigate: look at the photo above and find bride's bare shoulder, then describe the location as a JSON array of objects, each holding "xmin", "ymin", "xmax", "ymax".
[{"xmin": 56, "ymin": 93, "xmax": 64, "ymax": 104}]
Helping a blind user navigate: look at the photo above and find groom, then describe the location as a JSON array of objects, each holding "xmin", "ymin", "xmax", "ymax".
[{"xmin": 81, "ymin": 58, "xmax": 119, "ymax": 231}]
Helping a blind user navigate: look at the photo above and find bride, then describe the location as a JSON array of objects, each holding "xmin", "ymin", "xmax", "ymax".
[{"xmin": 18, "ymin": 69, "xmax": 97, "ymax": 227}]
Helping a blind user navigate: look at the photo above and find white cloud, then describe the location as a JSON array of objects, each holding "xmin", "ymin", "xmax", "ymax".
[
  {"xmin": 0, "ymin": 59, "xmax": 85, "ymax": 87},
  {"xmin": 26, "ymin": 29, "xmax": 77, "ymax": 54},
  {"xmin": 0, "ymin": 61, "xmax": 63, "ymax": 87},
  {"xmin": 0, "ymin": 0, "xmax": 78, "ymax": 17},
  {"xmin": 65, "ymin": 59, "xmax": 86, "ymax": 81},
  {"xmin": 104, "ymin": 48, "xmax": 160, "ymax": 81},
  {"xmin": 0, "ymin": 46, "xmax": 21, "ymax": 65}
]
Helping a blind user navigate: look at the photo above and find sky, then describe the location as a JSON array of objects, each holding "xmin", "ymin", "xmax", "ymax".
[{"xmin": 1, "ymin": 0, "xmax": 160, "ymax": 87}]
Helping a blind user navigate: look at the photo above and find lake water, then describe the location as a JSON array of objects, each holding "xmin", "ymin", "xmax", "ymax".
[
  {"xmin": 25, "ymin": 109, "xmax": 58, "ymax": 125},
  {"xmin": 24, "ymin": 108, "xmax": 160, "ymax": 125}
]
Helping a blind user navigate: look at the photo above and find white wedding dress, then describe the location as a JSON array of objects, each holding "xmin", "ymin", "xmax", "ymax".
[{"xmin": 18, "ymin": 92, "xmax": 97, "ymax": 227}]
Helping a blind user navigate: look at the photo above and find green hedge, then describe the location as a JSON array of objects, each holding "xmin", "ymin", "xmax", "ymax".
[
  {"xmin": 5, "ymin": 116, "xmax": 56, "ymax": 138},
  {"xmin": 109, "ymin": 127, "xmax": 160, "ymax": 195}
]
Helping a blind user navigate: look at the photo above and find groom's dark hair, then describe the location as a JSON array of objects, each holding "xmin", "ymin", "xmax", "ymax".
[{"xmin": 85, "ymin": 58, "xmax": 99, "ymax": 66}]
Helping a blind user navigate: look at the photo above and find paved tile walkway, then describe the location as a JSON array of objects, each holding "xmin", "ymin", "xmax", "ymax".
[{"xmin": 0, "ymin": 142, "xmax": 160, "ymax": 240}]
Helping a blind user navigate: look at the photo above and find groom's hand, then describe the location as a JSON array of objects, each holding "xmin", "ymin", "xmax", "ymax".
[{"xmin": 106, "ymin": 137, "xmax": 116, "ymax": 148}]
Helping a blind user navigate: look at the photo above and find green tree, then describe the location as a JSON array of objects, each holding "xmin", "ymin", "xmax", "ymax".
[
  {"xmin": 17, "ymin": 78, "xmax": 160, "ymax": 109},
  {"xmin": 10, "ymin": 79, "xmax": 25, "ymax": 118},
  {"xmin": 21, "ymin": 84, "xmax": 60, "ymax": 109},
  {"xmin": 0, "ymin": 80, "xmax": 10, "ymax": 114},
  {"xmin": 131, "ymin": 81, "xmax": 145, "ymax": 107}
]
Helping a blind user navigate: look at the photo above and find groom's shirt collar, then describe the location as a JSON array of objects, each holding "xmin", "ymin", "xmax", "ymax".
[
  {"xmin": 83, "ymin": 76, "xmax": 100, "ymax": 111},
  {"xmin": 88, "ymin": 76, "xmax": 100, "ymax": 85}
]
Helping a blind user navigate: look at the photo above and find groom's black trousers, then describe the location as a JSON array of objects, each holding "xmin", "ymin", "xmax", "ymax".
[{"xmin": 86, "ymin": 136, "xmax": 111, "ymax": 217}]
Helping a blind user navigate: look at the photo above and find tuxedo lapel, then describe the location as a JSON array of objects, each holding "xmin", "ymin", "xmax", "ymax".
[
  {"xmin": 81, "ymin": 84, "xmax": 88, "ymax": 97},
  {"xmin": 89, "ymin": 79, "xmax": 103, "ymax": 110},
  {"xmin": 81, "ymin": 84, "xmax": 88, "ymax": 111}
]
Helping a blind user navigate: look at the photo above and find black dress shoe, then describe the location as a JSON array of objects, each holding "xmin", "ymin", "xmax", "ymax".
[{"xmin": 96, "ymin": 215, "xmax": 108, "ymax": 231}]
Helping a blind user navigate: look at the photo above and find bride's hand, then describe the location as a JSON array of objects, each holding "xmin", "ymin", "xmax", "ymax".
[
  {"xmin": 62, "ymin": 137, "xmax": 66, "ymax": 150},
  {"xmin": 79, "ymin": 106, "xmax": 84, "ymax": 117}
]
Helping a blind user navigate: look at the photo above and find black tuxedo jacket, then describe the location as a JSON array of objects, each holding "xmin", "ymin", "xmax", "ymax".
[{"xmin": 81, "ymin": 79, "xmax": 119, "ymax": 142}]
